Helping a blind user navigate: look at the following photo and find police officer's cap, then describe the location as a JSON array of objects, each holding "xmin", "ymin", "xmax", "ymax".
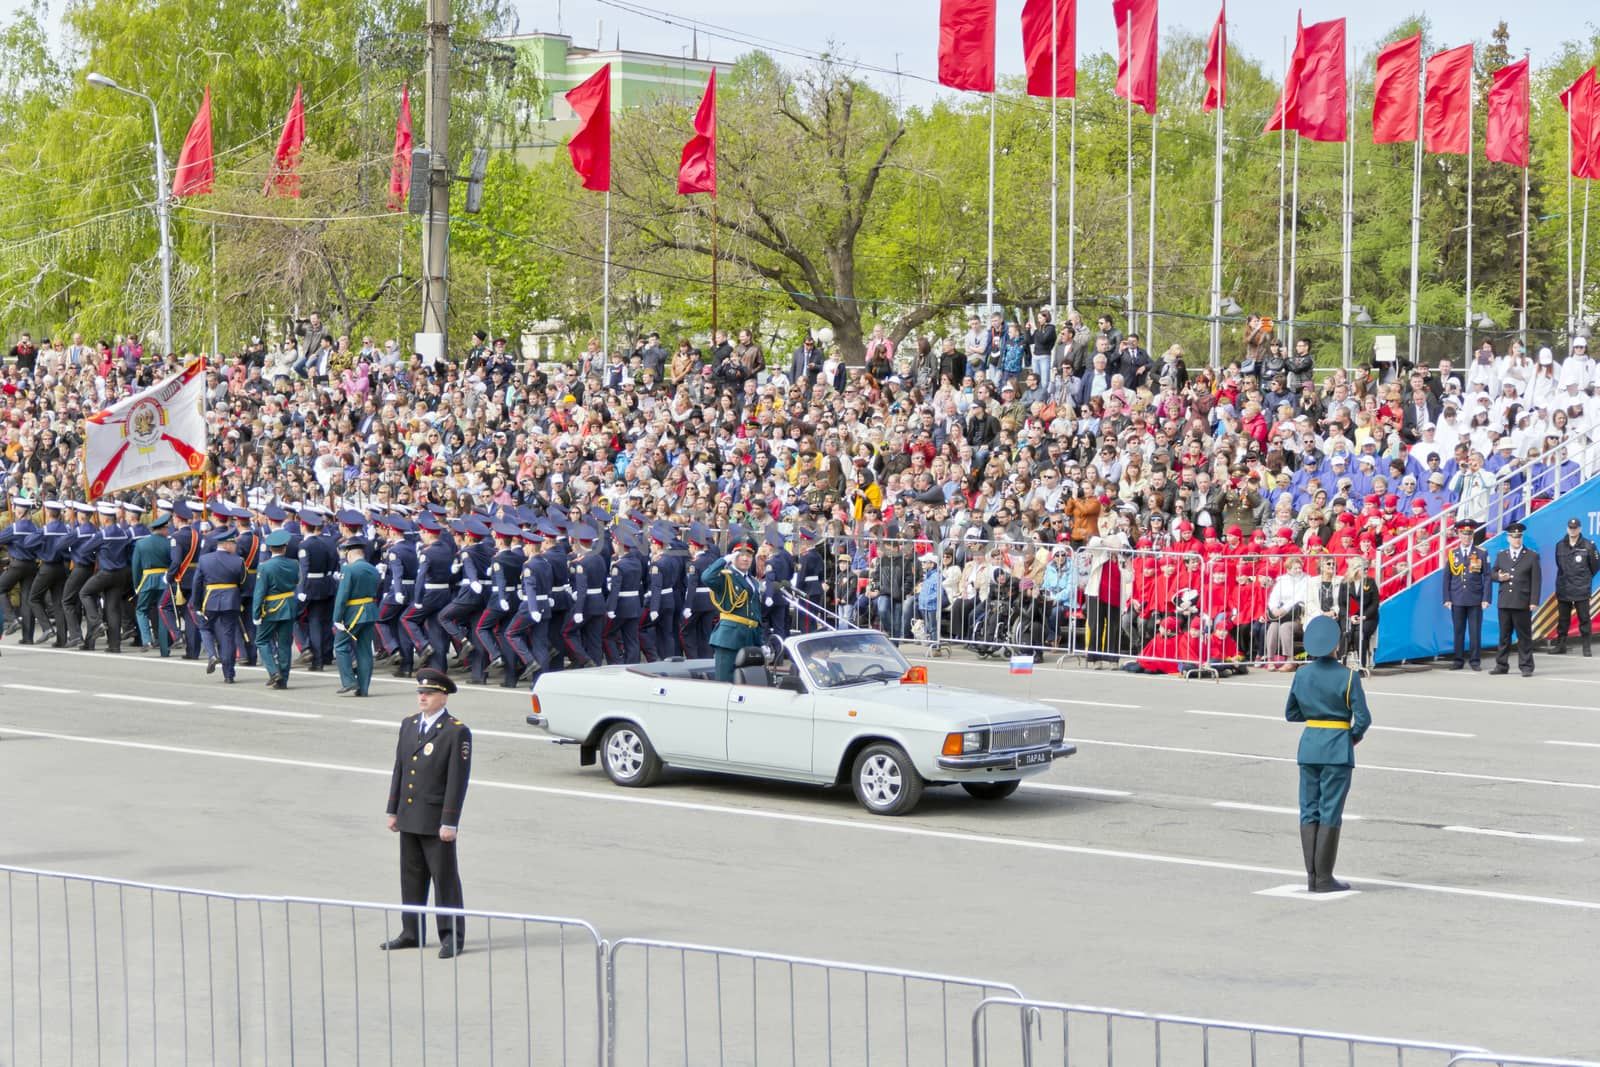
[
  {"xmin": 491, "ymin": 520, "xmax": 521, "ymax": 539},
  {"xmin": 649, "ymin": 520, "xmax": 675, "ymax": 545},
  {"xmin": 627, "ymin": 508, "xmax": 648, "ymax": 525},
  {"xmin": 155, "ymin": 498, "xmax": 173, "ymax": 512},
  {"xmin": 538, "ymin": 518, "xmax": 562, "ymax": 538},
  {"xmin": 572, "ymin": 523, "xmax": 599, "ymax": 543},
  {"xmin": 213, "ymin": 528, "xmax": 238, "ymax": 544},
  {"xmin": 797, "ymin": 526, "xmax": 820, "ymax": 543},
  {"xmin": 686, "ymin": 521, "xmax": 713, "ymax": 547},
  {"xmin": 547, "ymin": 503, "xmax": 568, "ymax": 521},
  {"xmin": 416, "ymin": 513, "xmax": 443, "ymax": 534},
  {"xmin": 415, "ymin": 667, "xmax": 457, "ymax": 695},
  {"xmin": 519, "ymin": 526, "xmax": 543, "ymax": 543},
  {"xmin": 390, "ymin": 516, "xmax": 416, "ymax": 534},
  {"xmin": 336, "ymin": 509, "xmax": 367, "ymax": 527},
  {"xmin": 614, "ymin": 528, "xmax": 639, "ymax": 552},
  {"xmin": 425, "ymin": 503, "xmax": 449, "ymax": 517},
  {"xmin": 1303, "ymin": 615, "xmax": 1340, "ymax": 658},
  {"xmin": 149, "ymin": 513, "xmax": 171, "ymax": 530},
  {"xmin": 339, "ymin": 536, "xmax": 369, "ymax": 552},
  {"xmin": 1506, "ymin": 521, "xmax": 1527, "ymax": 534},
  {"xmin": 764, "ymin": 525, "xmax": 787, "ymax": 549},
  {"xmin": 462, "ymin": 516, "xmax": 492, "ymax": 539},
  {"xmin": 1569, "ymin": 517, "xmax": 1582, "ymax": 530},
  {"xmin": 1454, "ymin": 518, "xmax": 1477, "ymax": 531},
  {"xmin": 265, "ymin": 530, "xmax": 292, "ymax": 549},
  {"xmin": 263, "ymin": 503, "xmax": 288, "ymax": 522}
]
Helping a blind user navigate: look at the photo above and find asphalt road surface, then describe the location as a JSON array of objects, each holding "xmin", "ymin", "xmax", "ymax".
[{"xmin": 1, "ymin": 640, "xmax": 1597, "ymax": 1061}]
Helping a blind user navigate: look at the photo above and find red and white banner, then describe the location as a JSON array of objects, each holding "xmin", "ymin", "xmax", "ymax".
[{"xmin": 83, "ymin": 358, "xmax": 208, "ymax": 501}]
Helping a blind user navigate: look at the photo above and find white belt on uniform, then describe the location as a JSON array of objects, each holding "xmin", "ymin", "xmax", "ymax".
[
  {"xmin": 424, "ymin": 582, "xmax": 451, "ymax": 590},
  {"xmin": 616, "ymin": 590, "xmax": 639, "ymax": 597},
  {"xmin": 306, "ymin": 572, "xmax": 327, "ymax": 579}
]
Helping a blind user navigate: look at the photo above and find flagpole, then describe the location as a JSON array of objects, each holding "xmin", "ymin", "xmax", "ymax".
[
  {"xmin": 1145, "ymin": 111, "xmax": 1157, "ymax": 351},
  {"xmin": 1124, "ymin": 10, "xmax": 1135, "ymax": 336},
  {"xmin": 1581, "ymin": 182, "xmax": 1591, "ymax": 330},
  {"xmin": 1568, "ymin": 133, "xmax": 1576, "ymax": 337},
  {"xmin": 1210, "ymin": 92, "xmax": 1224, "ymax": 372},
  {"xmin": 1276, "ymin": 35, "xmax": 1287, "ymax": 327},
  {"xmin": 1049, "ymin": 0, "xmax": 1058, "ymax": 321},
  {"xmin": 1409, "ymin": 77, "xmax": 1423, "ymax": 366},
  {"xmin": 1465, "ymin": 121, "xmax": 1475, "ymax": 364},
  {"xmin": 1341, "ymin": 61, "xmax": 1354, "ymax": 371},
  {"xmin": 1520, "ymin": 58, "xmax": 1531, "ymax": 346},
  {"xmin": 1067, "ymin": 97, "xmax": 1077, "ymax": 312},
  {"xmin": 986, "ymin": 89, "xmax": 996, "ymax": 321},
  {"xmin": 210, "ymin": 221, "xmax": 219, "ymax": 359},
  {"xmin": 711, "ymin": 194, "xmax": 720, "ymax": 338},
  {"xmin": 603, "ymin": 189, "xmax": 612, "ymax": 357},
  {"xmin": 1287, "ymin": 135, "xmax": 1300, "ymax": 348}
]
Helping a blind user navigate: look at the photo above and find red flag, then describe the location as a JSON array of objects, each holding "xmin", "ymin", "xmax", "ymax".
[
  {"xmin": 1202, "ymin": 4, "xmax": 1225, "ymax": 112},
  {"xmin": 1486, "ymin": 58, "xmax": 1530, "ymax": 168},
  {"xmin": 939, "ymin": 0, "xmax": 996, "ymax": 92},
  {"xmin": 263, "ymin": 84, "xmax": 305, "ymax": 198},
  {"xmin": 1560, "ymin": 68, "xmax": 1599, "ymax": 180},
  {"xmin": 677, "ymin": 70, "xmax": 716, "ymax": 196},
  {"xmin": 1371, "ymin": 34, "xmax": 1421, "ymax": 144},
  {"xmin": 171, "ymin": 85, "xmax": 214, "ymax": 197},
  {"xmin": 1265, "ymin": 13, "xmax": 1304, "ymax": 134},
  {"xmin": 1021, "ymin": 0, "xmax": 1075, "ymax": 99},
  {"xmin": 1423, "ymin": 44, "xmax": 1473, "ymax": 155},
  {"xmin": 1112, "ymin": 0, "xmax": 1157, "ymax": 115},
  {"xmin": 1294, "ymin": 18, "xmax": 1345, "ymax": 142},
  {"xmin": 565, "ymin": 65, "xmax": 612, "ymax": 191},
  {"xmin": 387, "ymin": 84, "xmax": 414, "ymax": 211}
]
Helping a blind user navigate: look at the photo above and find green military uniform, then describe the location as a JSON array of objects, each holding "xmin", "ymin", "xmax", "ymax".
[
  {"xmin": 703, "ymin": 537, "xmax": 764, "ymax": 682},
  {"xmin": 253, "ymin": 533, "xmax": 301, "ymax": 688},
  {"xmin": 1285, "ymin": 615, "xmax": 1371, "ymax": 892},
  {"xmin": 130, "ymin": 519, "xmax": 172, "ymax": 656},
  {"xmin": 333, "ymin": 547, "xmax": 382, "ymax": 696}
]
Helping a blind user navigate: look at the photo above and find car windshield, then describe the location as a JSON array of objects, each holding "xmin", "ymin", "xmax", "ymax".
[{"xmin": 797, "ymin": 631, "xmax": 911, "ymax": 689}]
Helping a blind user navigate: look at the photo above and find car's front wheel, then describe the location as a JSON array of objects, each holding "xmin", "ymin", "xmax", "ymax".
[
  {"xmin": 600, "ymin": 721, "xmax": 662, "ymax": 788},
  {"xmin": 851, "ymin": 743, "xmax": 924, "ymax": 816},
  {"xmin": 962, "ymin": 780, "xmax": 1021, "ymax": 801}
]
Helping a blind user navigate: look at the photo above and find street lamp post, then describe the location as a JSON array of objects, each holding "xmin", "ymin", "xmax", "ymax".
[{"xmin": 87, "ymin": 72, "xmax": 173, "ymax": 357}]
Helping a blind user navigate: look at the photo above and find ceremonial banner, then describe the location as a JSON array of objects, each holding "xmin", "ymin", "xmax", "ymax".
[
  {"xmin": 1112, "ymin": 0, "xmax": 1157, "ymax": 115},
  {"xmin": 938, "ymin": 0, "xmax": 996, "ymax": 92},
  {"xmin": 1371, "ymin": 33, "xmax": 1421, "ymax": 144},
  {"xmin": 171, "ymin": 85, "xmax": 214, "ymax": 197},
  {"xmin": 1020, "ymin": 0, "xmax": 1075, "ymax": 98},
  {"xmin": 387, "ymin": 83, "xmax": 414, "ymax": 210},
  {"xmin": 1202, "ymin": 4, "xmax": 1225, "ymax": 112},
  {"xmin": 1486, "ymin": 57, "xmax": 1530, "ymax": 167},
  {"xmin": 83, "ymin": 358, "xmax": 208, "ymax": 501},
  {"xmin": 1423, "ymin": 44, "xmax": 1474, "ymax": 155},
  {"xmin": 565, "ymin": 64, "xmax": 612, "ymax": 192},
  {"xmin": 677, "ymin": 70, "xmax": 717, "ymax": 196}
]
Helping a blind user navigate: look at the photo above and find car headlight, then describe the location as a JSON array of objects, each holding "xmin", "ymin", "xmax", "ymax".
[
  {"xmin": 962, "ymin": 729, "xmax": 988, "ymax": 753},
  {"xmin": 1048, "ymin": 718, "xmax": 1064, "ymax": 742}
]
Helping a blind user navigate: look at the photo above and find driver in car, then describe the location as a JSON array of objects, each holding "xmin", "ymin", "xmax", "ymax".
[{"xmin": 703, "ymin": 529, "xmax": 765, "ymax": 681}]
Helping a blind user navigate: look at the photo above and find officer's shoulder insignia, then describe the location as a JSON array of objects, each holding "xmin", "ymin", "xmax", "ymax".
[
  {"xmin": 460, "ymin": 739, "xmax": 471, "ymax": 759},
  {"xmin": 451, "ymin": 718, "xmax": 461, "ymax": 725}
]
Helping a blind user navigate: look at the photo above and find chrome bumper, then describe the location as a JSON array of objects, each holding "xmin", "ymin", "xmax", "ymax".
[{"xmin": 936, "ymin": 740, "xmax": 1076, "ymax": 771}]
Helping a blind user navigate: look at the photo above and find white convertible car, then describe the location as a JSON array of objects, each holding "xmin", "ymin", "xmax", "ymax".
[{"xmin": 525, "ymin": 629, "xmax": 1075, "ymax": 815}]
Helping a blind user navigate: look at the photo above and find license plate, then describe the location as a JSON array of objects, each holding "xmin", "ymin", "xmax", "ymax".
[{"xmin": 1015, "ymin": 750, "xmax": 1051, "ymax": 768}]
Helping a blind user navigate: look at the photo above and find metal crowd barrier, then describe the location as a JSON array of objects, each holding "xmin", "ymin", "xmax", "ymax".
[
  {"xmin": 0, "ymin": 864, "xmax": 605, "ymax": 1066},
  {"xmin": 970, "ymin": 998, "xmax": 1489, "ymax": 1067},
  {"xmin": 1447, "ymin": 1057, "xmax": 1600, "ymax": 1067},
  {"xmin": 605, "ymin": 937, "xmax": 1023, "ymax": 1067}
]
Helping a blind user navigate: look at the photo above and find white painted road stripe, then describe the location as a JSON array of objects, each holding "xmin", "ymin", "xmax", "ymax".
[
  {"xmin": 1024, "ymin": 783, "xmax": 1134, "ymax": 798},
  {"xmin": 1212, "ymin": 801, "xmax": 1365, "ymax": 821},
  {"xmin": 1546, "ymin": 740, "xmax": 1600, "ymax": 749},
  {"xmin": 1228, "ymin": 680, "xmax": 1599, "ymax": 713},
  {"xmin": 4, "ymin": 724, "xmax": 1598, "ymax": 913},
  {"xmin": 1184, "ymin": 709, "xmax": 1475, "ymax": 739},
  {"xmin": 4, "ymin": 683, "xmax": 79, "ymax": 695},
  {"xmin": 93, "ymin": 693, "xmax": 192, "ymax": 707},
  {"xmin": 210, "ymin": 705, "xmax": 322, "ymax": 720},
  {"xmin": 1043, "ymin": 698, "xmax": 1143, "ymax": 710},
  {"xmin": 349, "ymin": 717, "xmax": 548, "ymax": 741},
  {"xmin": 1443, "ymin": 826, "xmax": 1584, "ymax": 844}
]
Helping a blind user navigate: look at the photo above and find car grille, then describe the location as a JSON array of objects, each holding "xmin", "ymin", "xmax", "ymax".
[{"xmin": 990, "ymin": 720, "xmax": 1056, "ymax": 752}]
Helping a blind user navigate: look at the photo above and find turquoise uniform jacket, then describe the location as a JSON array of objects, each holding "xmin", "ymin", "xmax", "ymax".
[
  {"xmin": 253, "ymin": 556, "xmax": 301, "ymax": 623},
  {"xmin": 702, "ymin": 556, "xmax": 763, "ymax": 652},
  {"xmin": 130, "ymin": 533, "xmax": 172, "ymax": 594},
  {"xmin": 1284, "ymin": 659, "xmax": 1372, "ymax": 766},
  {"xmin": 334, "ymin": 559, "xmax": 382, "ymax": 627}
]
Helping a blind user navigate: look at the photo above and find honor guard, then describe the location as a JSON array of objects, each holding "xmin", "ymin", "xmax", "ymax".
[
  {"xmin": 131, "ymin": 512, "xmax": 174, "ymax": 656},
  {"xmin": 253, "ymin": 530, "xmax": 300, "ymax": 689},
  {"xmin": 376, "ymin": 515, "xmax": 420, "ymax": 671},
  {"xmin": 196, "ymin": 529, "xmax": 245, "ymax": 682},
  {"xmin": 681, "ymin": 523, "xmax": 719, "ymax": 660},
  {"xmin": 703, "ymin": 529, "xmax": 765, "ymax": 682},
  {"xmin": 234, "ymin": 505, "xmax": 263, "ymax": 667},
  {"xmin": 401, "ymin": 514, "xmax": 456, "ymax": 673},
  {"xmin": 0, "ymin": 493, "xmax": 42, "ymax": 640},
  {"xmin": 27, "ymin": 499, "xmax": 72, "ymax": 645},
  {"xmin": 166, "ymin": 501, "xmax": 202, "ymax": 658},
  {"xmin": 439, "ymin": 517, "xmax": 493, "ymax": 668},
  {"xmin": 81, "ymin": 501, "xmax": 132, "ymax": 653},
  {"xmin": 1286, "ymin": 615, "xmax": 1371, "ymax": 893},
  {"xmin": 469, "ymin": 521, "xmax": 523, "ymax": 685},
  {"xmin": 334, "ymin": 536, "xmax": 382, "ymax": 696},
  {"xmin": 543, "ymin": 518, "xmax": 574, "ymax": 671},
  {"xmin": 383, "ymin": 668, "xmax": 472, "ymax": 959},
  {"xmin": 565, "ymin": 524, "xmax": 607, "ymax": 668},
  {"xmin": 643, "ymin": 521, "xmax": 685, "ymax": 661},
  {"xmin": 61, "ymin": 502, "xmax": 100, "ymax": 647},
  {"xmin": 603, "ymin": 526, "xmax": 645, "ymax": 665},
  {"xmin": 1554, "ymin": 517, "xmax": 1600, "ymax": 655},
  {"xmin": 504, "ymin": 522, "xmax": 553, "ymax": 687},
  {"xmin": 795, "ymin": 527, "xmax": 827, "ymax": 632},
  {"xmin": 1442, "ymin": 518, "xmax": 1490, "ymax": 670},
  {"xmin": 761, "ymin": 524, "xmax": 796, "ymax": 638},
  {"xmin": 1491, "ymin": 521, "xmax": 1542, "ymax": 677},
  {"xmin": 297, "ymin": 507, "xmax": 339, "ymax": 671}
]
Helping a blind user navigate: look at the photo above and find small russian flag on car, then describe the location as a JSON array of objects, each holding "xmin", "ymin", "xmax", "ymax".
[{"xmin": 1009, "ymin": 654, "xmax": 1035, "ymax": 675}]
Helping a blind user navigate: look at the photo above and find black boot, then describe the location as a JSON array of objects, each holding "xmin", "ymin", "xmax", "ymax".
[
  {"xmin": 1300, "ymin": 823, "xmax": 1318, "ymax": 891},
  {"xmin": 1312, "ymin": 825, "xmax": 1351, "ymax": 892},
  {"xmin": 1552, "ymin": 640, "xmax": 1567, "ymax": 655}
]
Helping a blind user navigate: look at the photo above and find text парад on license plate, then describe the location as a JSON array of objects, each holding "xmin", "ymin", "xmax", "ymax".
[{"xmin": 1015, "ymin": 750, "xmax": 1051, "ymax": 768}]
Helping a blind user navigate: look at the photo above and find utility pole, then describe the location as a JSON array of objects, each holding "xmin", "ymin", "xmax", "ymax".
[{"xmin": 421, "ymin": 0, "xmax": 452, "ymax": 353}]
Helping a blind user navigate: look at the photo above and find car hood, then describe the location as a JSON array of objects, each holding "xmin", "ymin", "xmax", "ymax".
[{"xmin": 845, "ymin": 682, "xmax": 1056, "ymax": 726}]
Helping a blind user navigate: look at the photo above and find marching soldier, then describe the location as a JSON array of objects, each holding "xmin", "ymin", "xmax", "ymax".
[
  {"xmin": 334, "ymin": 535, "xmax": 381, "ymax": 697},
  {"xmin": 503, "ymin": 523, "xmax": 552, "ymax": 687},
  {"xmin": 0, "ymin": 493, "xmax": 42, "ymax": 640},
  {"xmin": 543, "ymin": 519, "xmax": 574, "ymax": 671},
  {"xmin": 703, "ymin": 529, "xmax": 764, "ymax": 682},
  {"xmin": 566, "ymin": 524, "xmax": 607, "ymax": 668},
  {"xmin": 1552, "ymin": 517, "xmax": 1600, "ymax": 656},
  {"xmin": 27, "ymin": 499, "xmax": 72, "ymax": 645},
  {"xmin": 167, "ymin": 501, "xmax": 204, "ymax": 659},
  {"xmin": 469, "ymin": 522, "xmax": 523, "ymax": 685},
  {"xmin": 232, "ymin": 505, "xmax": 263, "ymax": 667},
  {"xmin": 644, "ymin": 521, "xmax": 684, "ymax": 661},
  {"xmin": 1442, "ymin": 518, "xmax": 1490, "ymax": 671},
  {"xmin": 196, "ymin": 528, "xmax": 245, "ymax": 683},
  {"xmin": 376, "ymin": 515, "xmax": 419, "ymax": 671},
  {"xmin": 603, "ymin": 526, "xmax": 645, "ymax": 665},
  {"xmin": 382, "ymin": 668, "xmax": 472, "ymax": 959},
  {"xmin": 1286, "ymin": 614, "xmax": 1372, "ymax": 893},
  {"xmin": 439, "ymin": 517, "xmax": 493, "ymax": 668},
  {"xmin": 130, "ymin": 512, "xmax": 174, "ymax": 656},
  {"xmin": 681, "ymin": 522, "xmax": 719, "ymax": 659},
  {"xmin": 795, "ymin": 527, "xmax": 827, "ymax": 632},
  {"xmin": 297, "ymin": 507, "xmax": 339, "ymax": 671},
  {"xmin": 762, "ymin": 524, "xmax": 796, "ymax": 638},
  {"xmin": 401, "ymin": 514, "xmax": 456, "ymax": 673},
  {"xmin": 1491, "ymin": 520, "xmax": 1542, "ymax": 677},
  {"xmin": 81, "ymin": 501, "xmax": 132, "ymax": 653},
  {"xmin": 253, "ymin": 530, "xmax": 300, "ymax": 689},
  {"xmin": 61, "ymin": 502, "xmax": 100, "ymax": 647}
]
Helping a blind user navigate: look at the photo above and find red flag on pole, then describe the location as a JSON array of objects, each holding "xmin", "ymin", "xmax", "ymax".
[
  {"xmin": 263, "ymin": 84, "xmax": 306, "ymax": 198},
  {"xmin": 1265, "ymin": 13, "xmax": 1304, "ymax": 133},
  {"xmin": 565, "ymin": 64, "xmax": 612, "ymax": 191},
  {"xmin": 939, "ymin": 0, "xmax": 996, "ymax": 92},
  {"xmin": 1294, "ymin": 18, "xmax": 1345, "ymax": 142},
  {"xmin": 677, "ymin": 70, "xmax": 717, "ymax": 196},
  {"xmin": 171, "ymin": 85, "xmax": 214, "ymax": 197},
  {"xmin": 387, "ymin": 83, "xmax": 414, "ymax": 211},
  {"xmin": 1202, "ymin": 4, "xmax": 1225, "ymax": 112},
  {"xmin": 1560, "ymin": 68, "xmax": 1599, "ymax": 180},
  {"xmin": 1112, "ymin": 0, "xmax": 1157, "ymax": 115},
  {"xmin": 1371, "ymin": 33, "xmax": 1421, "ymax": 144},
  {"xmin": 1486, "ymin": 58, "xmax": 1530, "ymax": 168},
  {"xmin": 1021, "ymin": 0, "xmax": 1075, "ymax": 98},
  {"xmin": 1423, "ymin": 44, "xmax": 1474, "ymax": 155}
]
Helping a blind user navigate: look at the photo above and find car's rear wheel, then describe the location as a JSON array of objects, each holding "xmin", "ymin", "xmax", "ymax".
[
  {"xmin": 962, "ymin": 780, "xmax": 1021, "ymax": 801},
  {"xmin": 851, "ymin": 743, "xmax": 924, "ymax": 816},
  {"xmin": 600, "ymin": 721, "xmax": 662, "ymax": 787}
]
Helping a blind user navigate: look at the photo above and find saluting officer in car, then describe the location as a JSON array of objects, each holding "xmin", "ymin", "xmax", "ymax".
[{"xmin": 703, "ymin": 529, "xmax": 764, "ymax": 682}]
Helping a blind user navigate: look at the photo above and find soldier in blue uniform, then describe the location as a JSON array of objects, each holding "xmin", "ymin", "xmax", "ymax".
[
  {"xmin": 469, "ymin": 521, "xmax": 523, "ymax": 685},
  {"xmin": 61, "ymin": 502, "xmax": 101, "ymax": 647},
  {"xmin": 543, "ymin": 518, "xmax": 574, "ymax": 671},
  {"xmin": 681, "ymin": 522, "xmax": 719, "ymax": 660},
  {"xmin": 505, "ymin": 522, "xmax": 553, "ymax": 686},
  {"xmin": 1285, "ymin": 615, "xmax": 1372, "ymax": 893},
  {"xmin": 401, "ymin": 514, "xmax": 456, "ymax": 673},
  {"xmin": 439, "ymin": 517, "xmax": 492, "ymax": 667},
  {"xmin": 297, "ymin": 507, "xmax": 339, "ymax": 671},
  {"xmin": 703, "ymin": 530, "xmax": 765, "ymax": 682},
  {"xmin": 1442, "ymin": 517, "xmax": 1490, "ymax": 670},
  {"xmin": 603, "ymin": 526, "xmax": 645, "ymax": 664},
  {"xmin": 166, "ymin": 501, "xmax": 204, "ymax": 658},
  {"xmin": 761, "ymin": 524, "xmax": 796, "ymax": 639},
  {"xmin": 253, "ymin": 530, "xmax": 300, "ymax": 689},
  {"xmin": 377, "ymin": 515, "xmax": 419, "ymax": 673},
  {"xmin": 26, "ymin": 499, "xmax": 72, "ymax": 645},
  {"xmin": 334, "ymin": 536, "xmax": 382, "ymax": 697},
  {"xmin": 566, "ymin": 525, "xmax": 607, "ymax": 668},
  {"xmin": 643, "ymin": 521, "xmax": 684, "ymax": 661},
  {"xmin": 130, "ymin": 512, "xmax": 174, "ymax": 655},
  {"xmin": 197, "ymin": 529, "xmax": 246, "ymax": 683},
  {"xmin": 795, "ymin": 527, "xmax": 827, "ymax": 632},
  {"xmin": 0, "ymin": 493, "xmax": 42, "ymax": 640},
  {"xmin": 233, "ymin": 505, "xmax": 263, "ymax": 667},
  {"xmin": 81, "ymin": 501, "xmax": 133, "ymax": 653}
]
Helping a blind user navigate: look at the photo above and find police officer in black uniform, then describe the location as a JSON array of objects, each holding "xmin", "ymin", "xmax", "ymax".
[
  {"xmin": 382, "ymin": 668, "xmax": 473, "ymax": 959},
  {"xmin": 681, "ymin": 522, "xmax": 718, "ymax": 659},
  {"xmin": 1491, "ymin": 521, "xmax": 1542, "ymax": 677},
  {"xmin": 1553, "ymin": 517, "xmax": 1600, "ymax": 656},
  {"xmin": 297, "ymin": 507, "xmax": 339, "ymax": 671}
]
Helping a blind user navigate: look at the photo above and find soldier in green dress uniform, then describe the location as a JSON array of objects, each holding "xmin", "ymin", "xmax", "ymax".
[
  {"xmin": 130, "ymin": 513, "xmax": 172, "ymax": 656},
  {"xmin": 1285, "ymin": 614, "xmax": 1372, "ymax": 892},
  {"xmin": 334, "ymin": 536, "xmax": 382, "ymax": 697},
  {"xmin": 252, "ymin": 530, "xmax": 300, "ymax": 689},
  {"xmin": 702, "ymin": 529, "xmax": 765, "ymax": 682}
]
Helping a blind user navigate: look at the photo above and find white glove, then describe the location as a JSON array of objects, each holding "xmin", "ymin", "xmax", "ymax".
[
  {"xmin": 764, "ymin": 597, "xmax": 773, "ymax": 607},
  {"xmin": 395, "ymin": 592, "xmax": 406, "ymax": 605},
  {"xmin": 573, "ymin": 613, "xmax": 584, "ymax": 624},
  {"xmin": 650, "ymin": 610, "xmax": 659, "ymax": 621},
  {"xmin": 606, "ymin": 610, "xmax": 616, "ymax": 620},
  {"xmin": 297, "ymin": 592, "xmax": 307, "ymax": 602},
  {"xmin": 498, "ymin": 599, "xmax": 510, "ymax": 612},
  {"xmin": 531, "ymin": 611, "xmax": 543, "ymax": 623},
  {"xmin": 334, "ymin": 621, "xmax": 347, "ymax": 633},
  {"xmin": 682, "ymin": 608, "xmax": 693, "ymax": 620},
  {"xmin": 469, "ymin": 581, "xmax": 482, "ymax": 595}
]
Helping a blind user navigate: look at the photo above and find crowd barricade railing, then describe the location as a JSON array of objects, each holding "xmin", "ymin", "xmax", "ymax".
[
  {"xmin": 970, "ymin": 997, "xmax": 1488, "ymax": 1067},
  {"xmin": 604, "ymin": 936, "xmax": 1023, "ymax": 1067},
  {"xmin": 0, "ymin": 864, "xmax": 605, "ymax": 1067},
  {"xmin": 936, "ymin": 533, "xmax": 1088, "ymax": 667},
  {"xmin": 814, "ymin": 533, "xmax": 945, "ymax": 649},
  {"xmin": 1447, "ymin": 1057, "xmax": 1600, "ymax": 1067},
  {"xmin": 1198, "ymin": 551, "xmax": 1372, "ymax": 673}
]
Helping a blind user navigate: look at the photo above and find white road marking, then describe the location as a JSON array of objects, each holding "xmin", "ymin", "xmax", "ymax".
[
  {"xmin": 1546, "ymin": 740, "xmax": 1600, "ymax": 749},
  {"xmin": 1255, "ymin": 884, "xmax": 1360, "ymax": 901},
  {"xmin": 3, "ymin": 683, "xmax": 79, "ymax": 695},
  {"xmin": 93, "ymin": 693, "xmax": 192, "ymax": 707},
  {"xmin": 1070, "ymin": 737, "xmax": 1600, "ymax": 791},
  {"xmin": 5, "ymin": 724, "xmax": 1600, "ymax": 914},
  {"xmin": 1212, "ymin": 801, "xmax": 1365, "ymax": 821},
  {"xmin": 1443, "ymin": 826, "xmax": 1584, "ymax": 844},
  {"xmin": 1024, "ymin": 783, "xmax": 1134, "ymax": 798},
  {"xmin": 1043, "ymin": 698, "xmax": 1143, "ymax": 710},
  {"xmin": 348, "ymin": 717, "xmax": 538, "ymax": 741},
  {"xmin": 1184, "ymin": 708, "xmax": 1475, "ymax": 738},
  {"xmin": 1227, "ymin": 680, "xmax": 1599, "ymax": 713},
  {"xmin": 210, "ymin": 704, "xmax": 322, "ymax": 720}
]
